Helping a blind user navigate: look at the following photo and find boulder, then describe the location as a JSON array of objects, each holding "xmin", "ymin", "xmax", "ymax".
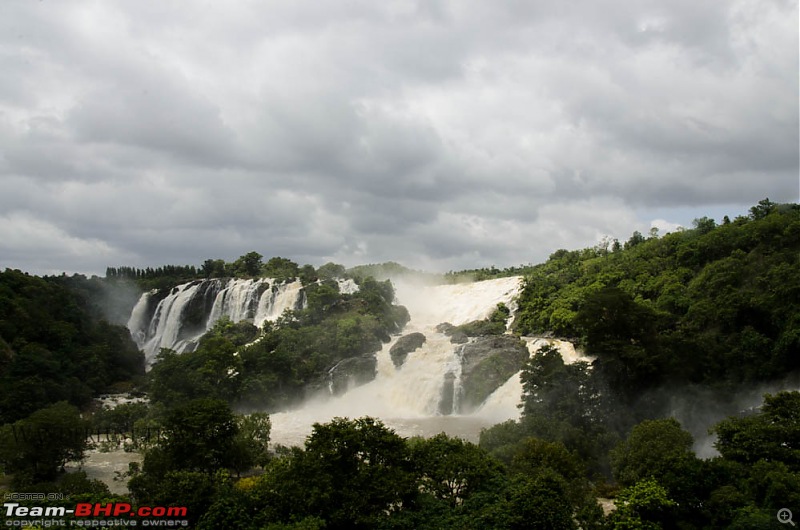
[
  {"xmin": 435, "ymin": 322, "xmax": 468, "ymax": 344},
  {"xmin": 328, "ymin": 356, "xmax": 377, "ymax": 396},
  {"xmin": 389, "ymin": 332, "xmax": 426, "ymax": 368},
  {"xmin": 438, "ymin": 371, "xmax": 457, "ymax": 415},
  {"xmin": 435, "ymin": 322, "xmax": 455, "ymax": 334},
  {"xmin": 458, "ymin": 335, "xmax": 529, "ymax": 413}
]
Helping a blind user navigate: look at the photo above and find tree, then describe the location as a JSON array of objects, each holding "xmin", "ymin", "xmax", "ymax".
[
  {"xmin": 196, "ymin": 478, "xmax": 259, "ymax": 530},
  {"xmin": 299, "ymin": 264, "xmax": 318, "ymax": 286},
  {"xmin": 693, "ymin": 216, "xmax": 716, "ymax": 234},
  {"xmin": 625, "ymin": 231, "xmax": 646, "ymax": 249},
  {"xmin": 234, "ymin": 252, "xmax": 264, "ymax": 277},
  {"xmin": 230, "ymin": 412, "xmax": 272, "ymax": 473},
  {"xmin": 611, "ymin": 418, "xmax": 696, "ymax": 487},
  {"xmin": 611, "ymin": 418, "xmax": 707, "ymax": 520},
  {"xmin": 303, "ymin": 281, "xmax": 341, "ymax": 320},
  {"xmin": 518, "ymin": 344, "xmax": 618, "ymax": 476},
  {"xmin": 712, "ymin": 391, "xmax": 800, "ymax": 471},
  {"xmin": 0, "ymin": 401, "xmax": 89, "ymax": 485},
  {"xmin": 147, "ymin": 348, "xmax": 216, "ymax": 407},
  {"xmin": 510, "ymin": 438, "xmax": 584, "ymax": 485},
  {"xmin": 0, "ymin": 270, "xmax": 144, "ymax": 422},
  {"xmin": 129, "ymin": 469, "xmax": 217, "ymax": 527},
  {"xmin": 509, "ymin": 437, "xmax": 604, "ymax": 528},
  {"xmin": 749, "ymin": 198, "xmax": 776, "ymax": 220},
  {"xmin": 160, "ymin": 398, "xmax": 239, "ymax": 474},
  {"xmin": 607, "ymin": 478, "xmax": 677, "ymax": 529},
  {"xmin": 520, "ymin": 344, "xmax": 611, "ymax": 433},
  {"xmin": 262, "ymin": 257, "xmax": 300, "ymax": 282},
  {"xmin": 201, "ymin": 259, "xmax": 227, "ymax": 278},
  {"xmin": 317, "ymin": 262, "xmax": 346, "ymax": 280},
  {"xmin": 575, "ymin": 286, "xmax": 662, "ymax": 399},
  {"xmin": 253, "ymin": 417, "xmax": 417, "ymax": 529},
  {"xmin": 478, "ymin": 472, "xmax": 576, "ymax": 530},
  {"xmin": 409, "ymin": 433, "xmax": 504, "ymax": 507}
]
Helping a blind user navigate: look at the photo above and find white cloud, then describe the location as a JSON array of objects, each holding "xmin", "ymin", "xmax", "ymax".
[
  {"xmin": 0, "ymin": 211, "xmax": 132, "ymax": 275},
  {"xmin": 650, "ymin": 219, "xmax": 684, "ymax": 235}
]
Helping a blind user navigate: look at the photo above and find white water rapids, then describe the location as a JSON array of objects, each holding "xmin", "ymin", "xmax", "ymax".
[{"xmin": 267, "ymin": 276, "xmax": 592, "ymax": 447}]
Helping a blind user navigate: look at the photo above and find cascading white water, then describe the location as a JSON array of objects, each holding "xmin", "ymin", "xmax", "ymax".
[
  {"xmin": 127, "ymin": 291, "xmax": 153, "ymax": 346},
  {"xmin": 268, "ymin": 276, "xmax": 594, "ymax": 446},
  {"xmin": 128, "ymin": 278, "xmax": 307, "ymax": 364},
  {"xmin": 207, "ymin": 279, "xmax": 261, "ymax": 325},
  {"xmin": 254, "ymin": 281, "xmax": 305, "ymax": 326},
  {"xmin": 138, "ymin": 282, "xmax": 204, "ymax": 363},
  {"xmin": 269, "ymin": 276, "xmax": 527, "ymax": 445},
  {"xmin": 336, "ymin": 278, "xmax": 360, "ymax": 295},
  {"xmin": 128, "ymin": 274, "xmax": 589, "ymax": 444}
]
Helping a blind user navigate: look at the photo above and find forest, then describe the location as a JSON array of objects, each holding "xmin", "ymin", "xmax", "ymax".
[{"xmin": 0, "ymin": 198, "xmax": 798, "ymax": 529}]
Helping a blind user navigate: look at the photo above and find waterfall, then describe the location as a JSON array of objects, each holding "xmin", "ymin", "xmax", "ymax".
[
  {"xmin": 139, "ymin": 282, "xmax": 205, "ymax": 363},
  {"xmin": 126, "ymin": 290, "xmax": 153, "ymax": 346},
  {"xmin": 128, "ymin": 278, "xmax": 307, "ymax": 364},
  {"xmin": 128, "ymin": 273, "xmax": 591, "ymax": 445},
  {"xmin": 254, "ymin": 281, "xmax": 305, "ymax": 326},
  {"xmin": 207, "ymin": 279, "xmax": 263, "ymax": 325},
  {"xmin": 269, "ymin": 276, "xmax": 530, "ymax": 445}
]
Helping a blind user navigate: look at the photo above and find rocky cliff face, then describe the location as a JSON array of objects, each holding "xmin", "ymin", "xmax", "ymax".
[{"xmin": 457, "ymin": 335, "xmax": 529, "ymax": 413}]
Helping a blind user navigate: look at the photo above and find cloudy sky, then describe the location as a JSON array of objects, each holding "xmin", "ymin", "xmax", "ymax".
[{"xmin": 0, "ymin": 0, "xmax": 797, "ymax": 276}]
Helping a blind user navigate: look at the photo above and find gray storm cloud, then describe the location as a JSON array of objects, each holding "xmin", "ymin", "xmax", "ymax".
[{"xmin": 0, "ymin": 0, "xmax": 796, "ymax": 275}]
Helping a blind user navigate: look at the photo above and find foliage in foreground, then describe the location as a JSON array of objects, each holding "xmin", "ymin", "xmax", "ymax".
[
  {"xmin": 1, "ymin": 358, "xmax": 797, "ymax": 528},
  {"xmin": 118, "ymin": 392, "xmax": 800, "ymax": 529}
]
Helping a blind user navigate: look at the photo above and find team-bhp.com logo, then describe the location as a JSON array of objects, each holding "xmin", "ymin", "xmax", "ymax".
[
  {"xmin": 4, "ymin": 502, "xmax": 189, "ymax": 527},
  {"xmin": 74, "ymin": 504, "xmax": 187, "ymax": 518}
]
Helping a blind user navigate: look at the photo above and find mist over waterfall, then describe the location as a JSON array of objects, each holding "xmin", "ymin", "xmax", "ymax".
[
  {"xmin": 268, "ymin": 276, "xmax": 591, "ymax": 446},
  {"xmin": 127, "ymin": 278, "xmax": 307, "ymax": 363}
]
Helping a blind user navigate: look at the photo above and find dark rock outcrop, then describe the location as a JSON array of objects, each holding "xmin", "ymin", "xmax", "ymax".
[
  {"xmin": 438, "ymin": 371, "xmax": 457, "ymax": 415},
  {"xmin": 435, "ymin": 322, "xmax": 455, "ymax": 334},
  {"xmin": 435, "ymin": 322, "xmax": 468, "ymax": 344},
  {"xmin": 389, "ymin": 332, "xmax": 427, "ymax": 368},
  {"xmin": 458, "ymin": 335, "xmax": 529, "ymax": 413},
  {"xmin": 454, "ymin": 319, "xmax": 505, "ymax": 338},
  {"xmin": 328, "ymin": 356, "xmax": 377, "ymax": 395},
  {"xmin": 437, "ymin": 318, "xmax": 504, "ymax": 344},
  {"xmin": 181, "ymin": 280, "xmax": 226, "ymax": 335}
]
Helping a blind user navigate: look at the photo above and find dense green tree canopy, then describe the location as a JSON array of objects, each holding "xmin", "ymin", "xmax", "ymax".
[
  {"xmin": 713, "ymin": 391, "xmax": 800, "ymax": 471},
  {"xmin": 147, "ymin": 276, "xmax": 408, "ymax": 411},
  {"xmin": 2, "ymin": 200, "xmax": 798, "ymax": 529},
  {"xmin": 515, "ymin": 200, "xmax": 800, "ymax": 390},
  {"xmin": 0, "ymin": 269, "xmax": 144, "ymax": 423},
  {"xmin": 0, "ymin": 401, "xmax": 89, "ymax": 485},
  {"xmin": 409, "ymin": 433, "xmax": 505, "ymax": 507}
]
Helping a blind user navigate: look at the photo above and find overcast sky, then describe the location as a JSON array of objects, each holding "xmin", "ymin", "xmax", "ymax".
[{"xmin": 1, "ymin": 0, "xmax": 797, "ymax": 276}]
